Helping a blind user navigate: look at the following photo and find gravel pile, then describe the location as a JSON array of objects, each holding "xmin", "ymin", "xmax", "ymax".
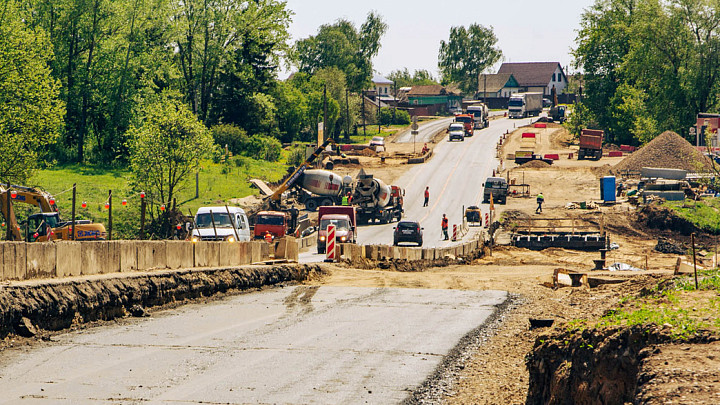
[
  {"xmin": 613, "ymin": 131, "xmax": 712, "ymax": 172},
  {"xmin": 520, "ymin": 160, "xmax": 551, "ymax": 168},
  {"xmin": 654, "ymin": 237, "xmax": 686, "ymax": 254}
]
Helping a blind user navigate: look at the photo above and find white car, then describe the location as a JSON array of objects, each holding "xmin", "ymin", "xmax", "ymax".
[{"xmin": 191, "ymin": 206, "xmax": 251, "ymax": 242}]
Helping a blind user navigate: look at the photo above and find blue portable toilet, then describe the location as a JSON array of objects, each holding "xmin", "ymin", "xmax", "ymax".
[{"xmin": 600, "ymin": 176, "xmax": 616, "ymax": 202}]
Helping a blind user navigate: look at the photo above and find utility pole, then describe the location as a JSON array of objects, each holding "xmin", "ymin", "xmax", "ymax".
[
  {"xmin": 71, "ymin": 183, "xmax": 76, "ymax": 241},
  {"xmin": 108, "ymin": 189, "xmax": 112, "ymax": 241},
  {"xmin": 323, "ymin": 84, "xmax": 328, "ymax": 142},
  {"xmin": 362, "ymin": 90, "xmax": 366, "ymax": 138},
  {"xmin": 377, "ymin": 93, "xmax": 381, "ymax": 133},
  {"xmin": 5, "ymin": 183, "xmax": 11, "ymax": 241},
  {"xmin": 483, "ymin": 73, "xmax": 487, "ymax": 104},
  {"xmin": 345, "ymin": 88, "xmax": 350, "ymax": 140},
  {"xmin": 392, "ymin": 82, "xmax": 397, "ymax": 124}
]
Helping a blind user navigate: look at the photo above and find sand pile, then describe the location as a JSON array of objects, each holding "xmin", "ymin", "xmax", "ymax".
[
  {"xmin": 613, "ymin": 131, "xmax": 712, "ymax": 172},
  {"xmin": 520, "ymin": 160, "xmax": 551, "ymax": 168}
]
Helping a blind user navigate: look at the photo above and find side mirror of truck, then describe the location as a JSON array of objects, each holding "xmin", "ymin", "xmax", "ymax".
[{"xmin": 392, "ymin": 226, "xmax": 396, "ymax": 230}]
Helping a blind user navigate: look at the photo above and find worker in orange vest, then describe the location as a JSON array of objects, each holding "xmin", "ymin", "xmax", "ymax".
[
  {"xmin": 441, "ymin": 214, "xmax": 449, "ymax": 240},
  {"xmin": 423, "ymin": 186, "xmax": 429, "ymax": 207},
  {"xmin": 264, "ymin": 230, "xmax": 273, "ymax": 243}
]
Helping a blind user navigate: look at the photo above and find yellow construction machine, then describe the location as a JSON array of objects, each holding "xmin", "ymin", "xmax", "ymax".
[{"xmin": 0, "ymin": 184, "xmax": 107, "ymax": 242}]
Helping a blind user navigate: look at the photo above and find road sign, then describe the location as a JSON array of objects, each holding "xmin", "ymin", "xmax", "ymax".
[
  {"xmin": 411, "ymin": 122, "xmax": 418, "ymax": 130},
  {"xmin": 411, "ymin": 130, "xmax": 419, "ymax": 136},
  {"xmin": 689, "ymin": 126, "xmax": 696, "ymax": 135}
]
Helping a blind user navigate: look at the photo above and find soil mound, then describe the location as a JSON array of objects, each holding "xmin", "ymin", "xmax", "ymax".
[
  {"xmin": 613, "ymin": 131, "xmax": 712, "ymax": 173},
  {"xmin": 521, "ymin": 160, "xmax": 551, "ymax": 168}
]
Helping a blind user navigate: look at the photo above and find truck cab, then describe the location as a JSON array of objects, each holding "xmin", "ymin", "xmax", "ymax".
[
  {"xmin": 253, "ymin": 211, "xmax": 288, "ymax": 239},
  {"xmin": 454, "ymin": 114, "xmax": 475, "ymax": 136},
  {"xmin": 317, "ymin": 206, "xmax": 356, "ymax": 254},
  {"xmin": 191, "ymin": 206, "xmax": 251, "ymax": 242},
  {"xmin": 483, "ymin": 177, "xmax": 509, "ymax": 204}
]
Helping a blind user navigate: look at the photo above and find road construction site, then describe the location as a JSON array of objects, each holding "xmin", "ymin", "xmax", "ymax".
[{"xmin": 2, "ymin": 114, "xmax": 720, "ymax": 404}]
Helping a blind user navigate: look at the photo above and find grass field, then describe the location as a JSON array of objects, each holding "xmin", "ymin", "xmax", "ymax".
[
  {"xmin": 29, "ymin": 157, "xmax": 288, "ymax": 234},
  {"xmin": 665, "ymin": 199, "xmax": 720, "ymax": 234}
]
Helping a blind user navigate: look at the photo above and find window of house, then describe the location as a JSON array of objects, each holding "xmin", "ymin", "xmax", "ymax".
[{"xmin": 552, "ymin": 73, "xmax": 556, "ymax": 82}]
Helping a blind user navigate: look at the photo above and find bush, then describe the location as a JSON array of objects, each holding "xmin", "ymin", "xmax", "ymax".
[
  {"xmin": 287, "ymin": 146, "xmax": 306, "ymax": 167},
  {"xmin": 211, "ymin": 124, "xmax": 248, "ymax": 155},
  {"xmin": 378, "ymin": 107, "xmax": 411, "ymax": 125}
]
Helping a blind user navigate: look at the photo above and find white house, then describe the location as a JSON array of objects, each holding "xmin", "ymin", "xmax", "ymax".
[{"xmin": 497, "ymin": 62, "xmax": 568, "ymax": 96}]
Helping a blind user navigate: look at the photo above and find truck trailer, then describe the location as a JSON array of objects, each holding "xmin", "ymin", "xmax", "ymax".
[{"xmin": 508, "ymin": 92, "xmax": 543, "ymax": 118}]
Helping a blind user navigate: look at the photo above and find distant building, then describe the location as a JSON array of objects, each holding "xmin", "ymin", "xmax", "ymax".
[
  {"xmin": 476, "ymin": 73, "xmax": 520, "ymax": 98},
  {"xmin": 406, "ymin": 85, "xmax": 463, "ymax": 115},
  {"xmin": 497, "ymin": 62, "xmax": 568, "ymax": 95}
]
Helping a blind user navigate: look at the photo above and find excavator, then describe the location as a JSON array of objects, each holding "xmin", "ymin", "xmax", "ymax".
[{"xmin": 0, "ymin": 184, "xmax": 107, "ymax": 242}]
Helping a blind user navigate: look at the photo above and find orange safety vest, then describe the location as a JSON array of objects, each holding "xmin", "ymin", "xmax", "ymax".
[
  {"xmin": 265, "ymin": 232, "xmax": 273, "ymax": 243},
  {"xmin": 441, "ymin": 217, "xmax": 448, "ymax": 229},
  {"xmin": 424, "ymin": 189, "xmax": 429, "ymax": 198}
]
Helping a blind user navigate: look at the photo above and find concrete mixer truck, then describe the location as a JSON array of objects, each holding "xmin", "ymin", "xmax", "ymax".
[
  {"xmin": 352, "ymin": 169, "xmax": 404, "ymax": 224},
  {"xmin": 294, "ymin": 169, "xmax": 353, "ymax": 211}
]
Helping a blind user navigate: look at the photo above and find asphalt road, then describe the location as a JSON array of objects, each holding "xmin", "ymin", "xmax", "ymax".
[
  {"xmin": 0, "ymin": 286, "xmax": 508, "ymax": 404},
  {"xmin": 300, "ymin": 115, "xmax": 537, "ymax": 262},
  {"xmin": 393, "ymin": 117, "xmax": 454, "ymax": 143}
]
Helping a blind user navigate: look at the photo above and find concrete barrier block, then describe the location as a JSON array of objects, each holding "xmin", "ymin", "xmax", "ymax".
[
  {"xmin": 219, "ymin": 242, "xmax": 241, "ymax": 266},
  {"xmin": 56, "ymin": 241, "xmax": 82, "ymax": 278},
  {"xmin": 285, "ymin": 236, "xmax": 299, "ymax": 262},
  {"xmin": 104, "ymin": 241, "xmax": 122, "ymax": 274},
  {"xmin": 81, "ymin": 242, "xmax": 107, "ymax": 276},
  {"xmin": 260, "ymin": 241, "xmax": 270, "ymax": 260},
  {"xmin": 236, "ymin": 242, "xmax": 249, "ymax": 265},
  {"xmin": 274, "ymin": 238, "xmax": 288, "ymax": 259},
  {"xmin": 194, "ymin": 242, "xmax": 220, "ymax": 267},
  {"xmin": 4, "ymin": 243, "xmax": 24, "ymax": 280},
  {"xmin": 119, "ymin": 241, "xmax": 138, "ymax": 272},
  {"xmin": 408, "ymin": 248, "xmax": 421, "ymax": 261},
  {"xmin": 251, "ymin": 241, "xmax": 263, "ymax": 263},
  {"xmin": 137, "ymin": 241, "xmax": 167, "ymax": 270},
  {"xmin": 365, "ymin": 245, "xmax": 376, "ymax": 260},
  {"xmin": 26, "ymin": 242, "xmax": 56, "ymax": 279},
  {"xmin": 165, "ymin": 241, "xmax": 193, "ymax": 269},
  {"xmin": 392, "ymin": 247, "xmax": 404, "ymax": 260},
  {"xmin": 379, "ymin": 246, "xmax": 391, "ymax": 260}
]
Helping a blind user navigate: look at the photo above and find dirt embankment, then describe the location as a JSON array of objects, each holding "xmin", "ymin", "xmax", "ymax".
[
  {"xmin": 0, "ymin": 264, "xmax": 326, "ymax": 341},
  {"xmin": 525, "ymin": 325, "xmax": 719, "ymax": 404}
]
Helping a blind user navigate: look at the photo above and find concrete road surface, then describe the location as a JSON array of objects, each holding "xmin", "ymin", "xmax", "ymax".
[{"xmin": 0, "ymin": 286, "xmax": 507, "ymax": 404}]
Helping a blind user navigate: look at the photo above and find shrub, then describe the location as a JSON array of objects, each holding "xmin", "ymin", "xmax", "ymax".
[{"xmin": 379, "ymin": 107, "xmax": 411, "ymax": 125}]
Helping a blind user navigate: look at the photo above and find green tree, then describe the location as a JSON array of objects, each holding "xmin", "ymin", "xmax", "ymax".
[
  {"xmin": 293, "ymin": 12, "xmax": 387, "ymax": 91},
  {"xmin": 126, "ymin": 95, "xmax": 213, "ymax": 215},
  {"xmin": 0, "ymin": 0, "xmax": 64, "ymax": 184},
  {"xmin": 387, "ymin": 68, "xmax": 439, "ymax": 88},
  {"xmin": 438, "ymin": 24, "xmax": 502, "ymax": 94}
]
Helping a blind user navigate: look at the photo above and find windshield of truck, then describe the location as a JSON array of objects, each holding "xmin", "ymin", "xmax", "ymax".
[
  {"xmin": 455, "ymin": 116, "xmax": 472, "ymax": 123},
  {"xmin": 320, "ymin": 218, "xmax": 349, "ymax": 231},
  {"xmin": 508, "ymin": 99, "xmax": 524, "ymax": 107},
  {"xmin": 195, "ymin": 212, "xmax": 233, "ymax": 228},
  {"xmin": 256, "ymin": 215, "xmax": 284, "ymax": 226},
  {"xmin": 467, "ymin": 108, "xmax": 484, "ymax": 116},
  {"xmin": 485, "ymin": 180, "xmax": 507, "ymax": 189}
]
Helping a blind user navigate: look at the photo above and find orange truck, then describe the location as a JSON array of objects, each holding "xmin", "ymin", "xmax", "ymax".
[
  {"xmin": 454, "ymin": 114, "xmax": 475, "ymax": 137},
  {"xmin": 253, "ymin": 211, "xmax": 288, "ymax": 239}
]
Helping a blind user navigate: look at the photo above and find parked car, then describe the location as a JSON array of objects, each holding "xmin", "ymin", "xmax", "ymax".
[
  {"xmin": 542, "ymin": 98, "xmax": 552, "ymax": 108},
  {"xmin": 393, "ymin": 220, "xmax": 423, "ymax": 246}
]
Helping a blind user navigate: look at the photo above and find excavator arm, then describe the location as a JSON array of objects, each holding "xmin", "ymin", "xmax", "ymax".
[
  {"xmin": 0, "ymin": 186, "xmax": 24, "ymax": 241},
  {"xmin": 267, "ymin": 138, "xmax": 337, "ymax": 206}
]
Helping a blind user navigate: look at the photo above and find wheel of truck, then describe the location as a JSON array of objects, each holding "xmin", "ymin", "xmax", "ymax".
[
  {"xmin": 305, "ymin": 199, "xmax": 319, "ymax": 211},
  {"xmin": 321, "ymin": 198, "xmax": 333, "ymax": 206},
  {"xmin": 317, "ymin": 247, "xmax": 325, "ymax": 254}
]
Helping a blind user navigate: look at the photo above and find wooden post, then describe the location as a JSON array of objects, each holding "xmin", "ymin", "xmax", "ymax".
[
  {"xmin": 5, "ymin": 182, "xmax": 11, "ymax": 240},
  {"xmin": 108, "ymin": 190, "xmax": 113, "ymax": 241},
  {"xmin": 225, "ymin": 205, "xmax": 240, "ymax": 242},
  {"xmin": 210, "ymin": 209, "xmax": 218, "ymax": 240},
  {"xmin": 645, "ymin": 254, "xmax": 648, "ymax": 271},
  {"xmin": 140, "ymin": 196, "xmax": 146, "ymax": 240},
  {"xmin": 71, "ymin": 183, "xmax": 76, "ymax": 241},
  {"xmin": 692, "ymin": 233, "xmax": 698, "ymax": 289},
  {"xmin": 195, "ymin": 172, "xmax": 199, "ymax": 199}
]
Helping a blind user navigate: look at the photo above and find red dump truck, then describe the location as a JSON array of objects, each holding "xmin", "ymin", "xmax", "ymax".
[
  {"xmin": 578, "ymin": 129, "xmax": 604, "ymax": 160},
  {"xmin": 317, "ymin": 206, "xmax": 356, "ymax": 254},
  {"xmin": 253, "ymin": 211, "xmax": 288, "ymax": 239},
  {"xmin": 454, "ymin": 114, "xmax": 475, "ymax": 137}
]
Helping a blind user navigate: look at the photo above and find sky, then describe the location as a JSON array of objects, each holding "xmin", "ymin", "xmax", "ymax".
[{"xmin": 282, "ymin": 0, "xmax": 596, "ymax": 79}]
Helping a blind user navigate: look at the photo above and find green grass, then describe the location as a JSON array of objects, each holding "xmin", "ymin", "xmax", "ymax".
[
  {"xmin": 576, "ymin": 269, "xmax": 720, "ymax": 340},
  {"xmin": 664, "ymin": 199, "xmax": 720, "ymax": 234},
  {"xmin": 27, "ymin": 157, "xmax": 288, "ymax": 238}
]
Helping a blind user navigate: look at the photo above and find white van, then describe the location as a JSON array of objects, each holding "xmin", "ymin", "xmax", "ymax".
[{"xmin": 191, "ymin": 206, "xmax": 251, "ymax": 242}]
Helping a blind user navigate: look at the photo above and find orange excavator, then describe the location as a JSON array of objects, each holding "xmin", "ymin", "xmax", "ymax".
[{"xmin": 0, "ymin": 184, "xmax": 106, "ymax": 242}]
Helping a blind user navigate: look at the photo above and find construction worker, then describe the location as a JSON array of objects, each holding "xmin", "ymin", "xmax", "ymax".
[
  {"xmin": 423, "ymin": 186, "xmax": 429, "ymax": 207},
  {"xmin": 341, "ymin": 193, "xmax": 349, "ymax": 206},
  {"xmin": 441, "ymin": 214, "xmax": 449, "ymax": 240},
  {"xmin": 264, "ymin": 230, "xmax": 273, "ymax": 243},
  {"xmin": 536, "ymin": 192, "xmax": 544, "ymax": 214}
]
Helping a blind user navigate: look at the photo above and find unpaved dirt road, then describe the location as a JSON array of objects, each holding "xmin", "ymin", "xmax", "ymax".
[{"xmin": 0, "ymin": 286, "xmax": 507, "ymax": 404}]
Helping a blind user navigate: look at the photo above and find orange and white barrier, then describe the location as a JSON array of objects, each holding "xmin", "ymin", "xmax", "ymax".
[{"xmin": 325, "ymin": 224, "xmax": 336, "ymax": 262}]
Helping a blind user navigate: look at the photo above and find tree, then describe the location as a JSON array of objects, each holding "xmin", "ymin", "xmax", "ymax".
[
  {"xmin": 126, "ymin": 95, "xmax": 213, "ymax": 214},
  {"xmin": 294, "ymin": 12, "xmax": 387, "ymax": 91},
  {"xmin": 438, "ymin": 24, "xmax": 502, "ymax": 94},
  {"xmin": 387, "ymin": 68, "xmax": 439, "ymax": 88},
  {"xmin": 0, "ymin": 0, "xmax": 64, "ymax": 184}
]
